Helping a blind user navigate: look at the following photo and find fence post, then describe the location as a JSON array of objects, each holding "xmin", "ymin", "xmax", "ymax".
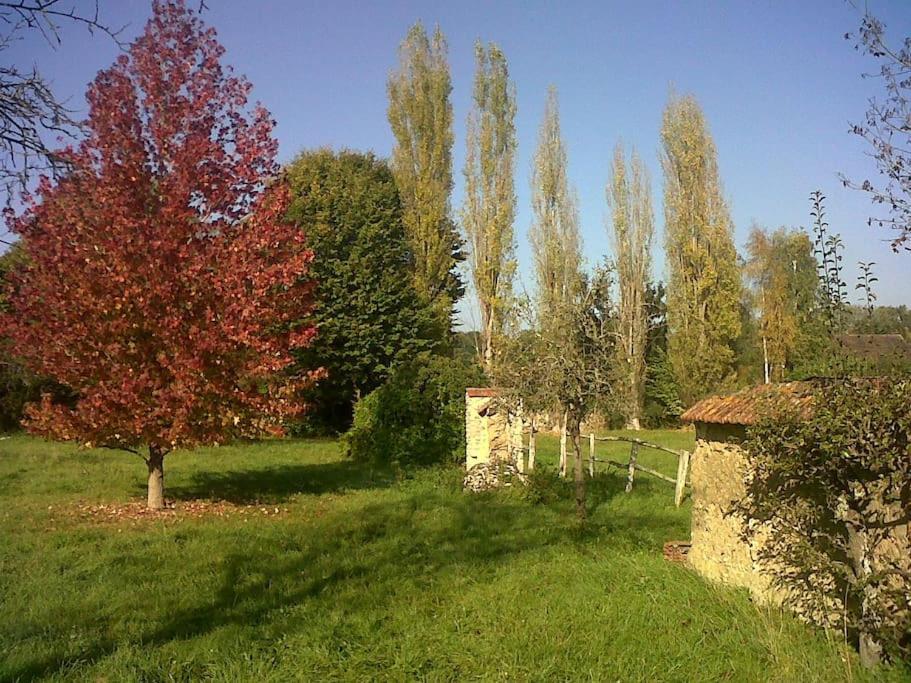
[
  {"xmin": 625, "ymin": 442, "xmax": 639, "ymax": 493},
  {"xmin": 674, "ymin": 449, "xmax": 690, "ymax": 507},
  {"xmin": 588, "ymin": 432, "xmax": 595, "ymax": 477},
  {"xmin": 559, "ymin": 411, "xmax": 568, "ymax": 478},
  {"xmin": 528, "ymin": 425, "xmax": 536, "ymax": 472}
]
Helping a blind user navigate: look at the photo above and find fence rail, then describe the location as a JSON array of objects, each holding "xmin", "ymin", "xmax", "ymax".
[{"xmin": 521, "ymin": 429, "xmax": 691, "ymax": 507}]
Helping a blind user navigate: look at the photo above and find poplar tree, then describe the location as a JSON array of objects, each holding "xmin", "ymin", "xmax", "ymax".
[
  {"xmin": 387, "ymin": 23, "xmax": 463, "ymax": 328},
  {"xmin": 530, "ymin": 86, "xmax": 581, "ymax": 318},
  {"xmin": 529, "ymin": 85, "xmax": 582, "ymax": 472},
  {"xmin": 462, "ymin": 41, "xmax": 517, "ymax": 373},
  {"xmin": 607, "ymin": 144, "xmax": 653, "ymax": 429},
  {"xmin": 661, "ymin": 93, "xmax": 741, "ymax": 405}
]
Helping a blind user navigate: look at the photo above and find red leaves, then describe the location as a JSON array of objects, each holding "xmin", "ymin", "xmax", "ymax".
[{"xmin": 3, "ymin": 0, "xmax": 320, "ymax": 451}]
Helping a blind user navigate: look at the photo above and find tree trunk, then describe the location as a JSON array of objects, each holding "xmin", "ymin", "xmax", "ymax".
[
  {"xmin": 627, "ymin": 344, "xmax": 642, "ymax": 430},
  {"xmin": 847, "ymin": 523, "xmax": 883, "ymax": 668},
  {"xmin": 483, "ymin": 307, "xmax": 495, "ymax": 374},
  {"xmin": 570, "ymin": 425, "xmax": 586, "ymax": 522},
  {"xmin": 147, "ymin": 444, "xmax": 167, "ymax": 510},
  {"xmin": 762, "ymin": 336, "xmax": 770, "ymax": 384}
]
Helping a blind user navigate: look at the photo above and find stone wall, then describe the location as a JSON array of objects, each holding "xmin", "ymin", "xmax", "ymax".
[
  {"xmin": 688, "ymin": 423, "xmax": 773, "ymax": 596},
  {"xmin": 465, "ymin": 388, "xmax": 524, "ymax": 471},
  {"xmin": 690, "ymin": 422, "xmax": 909, "ymax": 624}
]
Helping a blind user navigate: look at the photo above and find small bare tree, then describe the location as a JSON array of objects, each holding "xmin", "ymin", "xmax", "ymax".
[
  {"xmin": 498, "ymin": 265, "xmax": 616, "ymax": 521},
  {"xmin": 843, "ymin": 12, "xmax": 911, "ymax": 252},
  {"xmin": 1, "ymin": 1, "xmax": 124, "ymax": 243}
]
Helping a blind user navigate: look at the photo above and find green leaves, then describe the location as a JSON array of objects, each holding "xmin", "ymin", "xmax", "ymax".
[
  {"xmin": 743, "ymin": 378, "xmax": 911, "ymax": 662},
  {"xmin": 660, "ymin": 93, "xmax": 742, "ymax": 405},
  {"xmin": 285, "ymin": 150, "xmax": 439, "ymax": 432}
]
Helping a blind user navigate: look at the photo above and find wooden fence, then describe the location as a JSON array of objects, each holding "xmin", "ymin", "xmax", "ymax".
[{"xmin": 523, "ymin": 429, "xmax": 691, "ymax": 507}]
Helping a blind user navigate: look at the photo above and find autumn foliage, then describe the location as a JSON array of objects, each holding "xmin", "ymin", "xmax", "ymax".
[{"xmin": 2, "ymin": 1, "xmax": 320, "ymax": 506}]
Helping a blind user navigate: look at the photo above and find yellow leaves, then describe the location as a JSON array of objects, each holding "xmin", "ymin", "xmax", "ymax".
[{"xmin": 662, "ymin": 91, "xmax": 742, "ymax": 403}]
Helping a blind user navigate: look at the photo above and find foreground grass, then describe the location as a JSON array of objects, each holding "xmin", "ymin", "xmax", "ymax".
[{"xmin": 0, "ymin": 432, "xmax": 906, "ymax": 681}]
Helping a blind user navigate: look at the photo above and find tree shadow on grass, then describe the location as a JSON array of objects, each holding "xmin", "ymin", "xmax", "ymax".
[
  {"xmin": 7, "ymin": 474, "xmax": 690, "ymax": 681},
  {"xmin": 158, "ymin": 460, "xmax": 397, "ymax": 504},
  {"xmin": 4, "ymin": 490, "xmax": 556, "ymax": 679}
]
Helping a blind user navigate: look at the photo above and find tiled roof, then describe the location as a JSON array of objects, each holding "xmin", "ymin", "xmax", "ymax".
[
  {"xmin": 680, "ymin": 382, "xmax": 817, "ymax": 425},
  {"xmin": 465, "ymin": 387, "xmax": 499, "ymax": 398}
]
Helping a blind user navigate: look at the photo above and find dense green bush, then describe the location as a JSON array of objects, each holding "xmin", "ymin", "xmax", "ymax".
[
  {"xmin": 343, "ymin": 352, "xmax": 484, "ymax": 468},
  {"xmin": 742, "ymin": 378, "xmax": 911, "ymax": 667}
]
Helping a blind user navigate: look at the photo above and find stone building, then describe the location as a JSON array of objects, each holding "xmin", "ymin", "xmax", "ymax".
[
  {"xmin": 680, "ymin": 383, "xmax": 815, "ymax": 602},
  {"xmin": 464, "ymin": 388, "xmax": 524, "ymax": 471}
]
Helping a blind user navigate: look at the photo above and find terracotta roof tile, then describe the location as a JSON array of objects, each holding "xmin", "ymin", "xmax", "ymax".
[
  {"xmin": 680, "ymin": 381, "xmax": 817, "ymax": 425},
  {"xmin": 465, "ymin": 387, "xmax": 499, "ymax": 398}
]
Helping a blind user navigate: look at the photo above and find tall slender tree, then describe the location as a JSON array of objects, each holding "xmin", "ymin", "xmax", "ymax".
[
  {"xmin": 607, "ymin": 144, "xmax": 653, "ymax": 429},
  {"xmin": 661, "ymin": 93, "xmax": 741, "ymax": 404},
  {"xmin": 530, "ymin": 86, "xmax": 581, "ymax": 319},
  {"xmin": 462, "ymin": 41, "xmax": 517, "ymax": 373},
  {"xmin": 387, "ymin": 23, "xmax": 463, "ymax": 328},
  {"xmin": 529, "ymin": 85, "xmax": 582, "ymax": 472}
]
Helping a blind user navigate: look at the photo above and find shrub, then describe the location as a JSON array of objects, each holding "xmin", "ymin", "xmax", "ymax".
[
  {"xmin": 343, "ymin": 353, "xmax": 484, "ymax": 468},
  {"xmin": 521, "ymin": 468, "xmax": 573, "ymax": 505},
  {"xmin": 741, "ymin": 378, "xmax": 911, "ymax": 666}
]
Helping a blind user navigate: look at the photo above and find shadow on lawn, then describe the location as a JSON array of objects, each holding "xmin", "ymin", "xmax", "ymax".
[
  {"xmin": 161, "ymin": 460, "xmax": 397, "ymax": 504},
  {"xmin": 8, "ymin": 471, "xmax": 684, "ymax": 680}
]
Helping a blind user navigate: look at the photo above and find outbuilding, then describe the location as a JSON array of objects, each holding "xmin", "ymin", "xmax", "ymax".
[
  {"xmin": 464, "ymin": 388, "xmax": 524, "ymax": 471},
  {"xmin": 680, "ymin": 382, "xmax": 815, "ymax": 602}
]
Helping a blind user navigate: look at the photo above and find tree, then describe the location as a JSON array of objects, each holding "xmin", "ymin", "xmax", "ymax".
[
  {"xmin": 744, "ymin": 225, "xmax": 819, "ymax": 382},
  {"xmin": 499, "ymin": 265, "xmax": 615, "ymax": 521},
  {"xmin": 0, "ymin": 242, "xmax": 61, "ymax": 431},
  {"xmin": 285, "ymin": 149, "xmax": 437, "ymax": 431},
  {"xmin": 0, "ymin": 1, "xmax": 123, "ymax": 237},
  {"xmin": 387, "ymin": 22, "xmax": 463, "ymax": 330},
  {"xmin": 530, "ymin": 86, "xmax": 581, "ymax": 320},
  {"xmin": 642, "ymin": 282, "xmax": 684, "ymax": 426},
  {"xmin": 661, "ymin": 92, "xmax": 742, "ymax": 405},
  {"xmin": 462, "ymin": 41, "xmax": 517, "ymax": 374},
  {"xmin": 528, "ymin": 86, "xmax": 581, "ymax": 453},
  {"xmin": 843, "ymin": 13, "xmax": 911, "ymax": 251},
  {"xmin": 607, "ymin": 144, "xmax": 653, "ymax": 429},
  {"xmin": 1, "ymin": 0, "xmax": 320, "ymax": 509},
  {"xmin": 743, "ymin": 379, "xmax": 911, "ymax": 667}
]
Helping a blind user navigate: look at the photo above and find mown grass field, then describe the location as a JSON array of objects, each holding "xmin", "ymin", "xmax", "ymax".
[{"xmin": 1, "ymin": 431, "xmax": 907, "ymax": 682}]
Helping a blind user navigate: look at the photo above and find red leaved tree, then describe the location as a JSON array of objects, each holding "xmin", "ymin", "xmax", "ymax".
[{"xmin": 2, "ymin": 0, "xmax": 321, "ymax": 509}]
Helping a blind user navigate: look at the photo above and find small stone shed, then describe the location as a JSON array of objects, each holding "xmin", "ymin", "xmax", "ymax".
[
  {"xmin": 464, "ymin": 388, "xmax": 524, "ymax": 471},
  {"xmin": 680, "ymin": 383, "xmax": 815, "ymax": 602}
]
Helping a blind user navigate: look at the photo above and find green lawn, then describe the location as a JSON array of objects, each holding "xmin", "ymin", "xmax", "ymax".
[{"xmin": 0, "ymin": 432, "xmax": 906, "ymax": 682}]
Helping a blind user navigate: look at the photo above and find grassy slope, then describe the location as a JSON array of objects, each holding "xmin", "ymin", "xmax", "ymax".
[{"xmin": 0, "ymin": 433, "xmax": 906, "ymax": 682}]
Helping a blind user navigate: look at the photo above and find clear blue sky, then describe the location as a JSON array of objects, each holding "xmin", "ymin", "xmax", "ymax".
[{"xmin": 9, "ymin": 0, "xmax": 911, "ymax": 320}]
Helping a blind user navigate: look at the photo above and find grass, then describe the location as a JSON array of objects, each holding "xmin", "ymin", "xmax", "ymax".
[{"xmin": 0, "ymin": 431, "xmax": 907, "ymax": 682}]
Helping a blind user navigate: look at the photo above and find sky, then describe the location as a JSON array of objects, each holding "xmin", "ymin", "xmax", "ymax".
[{"xmin": 7, "ymin": 0, "xmax": 911, "ymax": 323}]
